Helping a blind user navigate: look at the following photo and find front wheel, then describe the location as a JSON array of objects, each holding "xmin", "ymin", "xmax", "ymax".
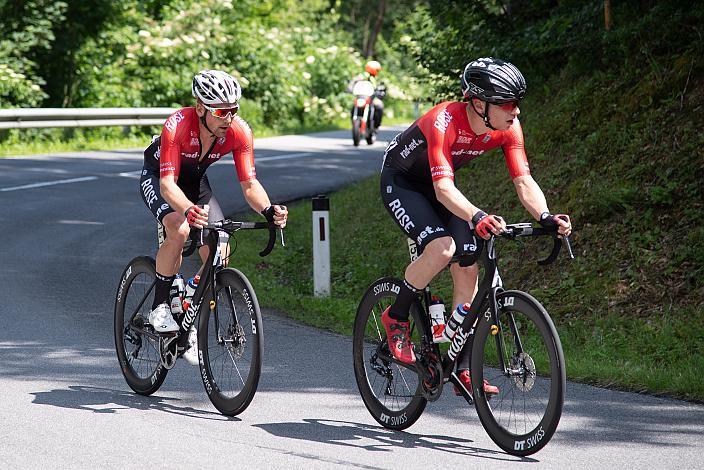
[
  {"xmin": 198, "ymin": 268, "xmax": 263, "ymax": 416},
  {"xmin": 352, "ymin": 118, "xmax": 361, "ymax": 146},
  {"xmin": 114, "ymin": 256, "xmax": 168, "ymax": 395},
  {"xmin": 353, "ymin": 277, "xmax": 427, "ymax": 430},
  {"xmin": 471, "ymin": 290, "xmax": 566, "ymax": 456}
]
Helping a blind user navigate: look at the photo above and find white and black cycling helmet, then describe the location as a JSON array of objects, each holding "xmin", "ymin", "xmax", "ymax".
[
  {"xmin": 460, "ymin": 57, "xmax": 526, "ymax": 104},
  {"xmin": 192, "ymin": 69, "xmax": 241, "ymax": 106}
]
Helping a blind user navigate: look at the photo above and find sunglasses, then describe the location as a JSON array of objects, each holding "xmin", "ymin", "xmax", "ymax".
[
  {"xmin": 202, "ymin": 103, "xmax": 239, "ymax": 119},
  {"xmin": 496, "ymin": 100, "xmax": 520, "ymax": 111}
]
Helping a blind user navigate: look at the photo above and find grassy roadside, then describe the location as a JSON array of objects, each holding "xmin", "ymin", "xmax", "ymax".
[{"xmin": 224, "ymin": 174, "xmax": 703, "ymax": 403}]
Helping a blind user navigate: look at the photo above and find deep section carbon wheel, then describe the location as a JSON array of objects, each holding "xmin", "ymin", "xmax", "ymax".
[
  {"xmin": 353, "ymin": 277, "xmax": 428, "ymax": 430},
  {"xmin": 114, "ymin": 256, "xmax": 168, "ymax": 395},
  {"xmin": 198, "ymin": 268, "xmax": 263, "ymax": 416},
  {"xmin": 471, "ymin": 290, "xmax": 566, "ymax": 456}
]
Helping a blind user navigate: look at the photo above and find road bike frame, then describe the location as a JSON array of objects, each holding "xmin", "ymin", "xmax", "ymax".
[
  {"xmin": 397, "ymin": 224, "xmax": 573, "ymax": 402},
  {"xmin": 124, "ymin": 220, "xmax": 275, "ymax": 366}
]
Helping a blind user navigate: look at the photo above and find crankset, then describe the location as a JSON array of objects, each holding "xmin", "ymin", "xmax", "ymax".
[
  {"xmin": 159, "ymin": 335, "xmax": 180, "ymax": 370},
  {"xmin": 417, "ymin": 349, "xmax": 443, "ymax": 401}
]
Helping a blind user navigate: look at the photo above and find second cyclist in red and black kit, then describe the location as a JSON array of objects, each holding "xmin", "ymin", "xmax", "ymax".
[
  {"xmin": 140, "ymin": 70, "xmax": 288, "ymax": 364},
  {"xmin": 380, "ymin": 57, "xmax": 572, "ymax": 395}
]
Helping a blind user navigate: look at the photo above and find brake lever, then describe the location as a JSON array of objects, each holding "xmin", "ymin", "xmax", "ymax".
[{"xmin": 563, "ymin": 235, "xmax": 575, "ymax": 260}]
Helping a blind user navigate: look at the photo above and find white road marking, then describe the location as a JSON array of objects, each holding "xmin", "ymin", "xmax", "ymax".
[
  {"xmin": 1, "ymin": 152, "xmax": 315, "ymax": 191},
  {"xmin": 118, "ymin": 171, "xmax": 142, "ymax": 177},
  {"xmin": 257, "ymin": 152, "xmax": 313, "ymax": 161},
  {"xmin": 0, "ymin": 176, "xmax": 98, "ymax": 192}
]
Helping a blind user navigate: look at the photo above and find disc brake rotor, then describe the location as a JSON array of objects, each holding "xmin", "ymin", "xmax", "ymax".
[
  {"xmin": 226, "ymin": 323, "xmax": 246, "ymax": 359},
  {"xmin": 510, "ymin": 352, "xmax": 536, "ymax": 391}
]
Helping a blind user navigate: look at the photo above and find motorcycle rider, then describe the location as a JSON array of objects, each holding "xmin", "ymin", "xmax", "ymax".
[{"xmin": 348, "ymin": 60, "xmax": 386, "ymax": 129}]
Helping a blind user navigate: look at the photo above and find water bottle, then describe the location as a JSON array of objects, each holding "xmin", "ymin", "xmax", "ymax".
[
  {"xmin": 429, "ymin": 296, "xmax": 449, "ymax": 343},
  {"xmin": 169, "ymin": 274, "xmax": 185, "ymax": 314},
  {"xmin": 443, "ymin": 303, "xmax": 471, "ymax": 342},
  {"xmin": 182, "ymin": 274, "xmax": 200, "ymax": 312}
]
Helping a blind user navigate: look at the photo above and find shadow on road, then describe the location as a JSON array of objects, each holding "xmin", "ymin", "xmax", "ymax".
[
  {"xmin": 30, "ymin": 385, "xmax": 232, "ymax": 421},
  {"xmin": 254, "ymin": 418, "xmax": 534, "ymax": 463},
  {"xmin": 556, "ymin": 390, "xmax": 704, "ymax": 447}
]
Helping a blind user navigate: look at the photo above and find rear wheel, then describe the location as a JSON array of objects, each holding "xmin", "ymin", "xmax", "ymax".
[
  {"xmin": 353, "ymin": 277, "xmax": 427, "ymax": 430},
  {"xmin": 471, "ymin": 290, "xmax": 565, "ymax": 456},
  {"xmin": 198, "ymin": 268, "xmax": 263, "ymax": 416},
  {"xmin": 365, "ymin": 114, "xmax": 376, "ymax": 145},
  {"xmin": 114, "ymin": 256, "xmax": 168, "ymax": 395}
]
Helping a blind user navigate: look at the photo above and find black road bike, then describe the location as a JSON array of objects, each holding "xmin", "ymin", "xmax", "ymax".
[
  {"xmin": 115, "ymin": 219, "xmax": 277, "ymax": 416},
  {"xmin": 353, "ymin": 222, "xmax": 574, "ymax": 455}
]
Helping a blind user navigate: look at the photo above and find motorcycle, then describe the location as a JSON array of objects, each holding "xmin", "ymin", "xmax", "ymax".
[{"xmin": 350, "ymin": 80, "xmax": 379, "ymax": 146}]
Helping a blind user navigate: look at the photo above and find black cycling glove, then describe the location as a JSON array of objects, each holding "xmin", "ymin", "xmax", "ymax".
[{"xmin": 539, "ymin": 212, "xmax": 558, "ymax": 228}]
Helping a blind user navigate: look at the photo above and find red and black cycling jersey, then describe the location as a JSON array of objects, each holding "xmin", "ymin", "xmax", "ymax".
[
  {"xmin": 143, "ymin": 107, "xmax": 256, "ymax": 187},
  {"xmin": 382, "ymin": 101, "xmax": 530, "ymax": 183}
]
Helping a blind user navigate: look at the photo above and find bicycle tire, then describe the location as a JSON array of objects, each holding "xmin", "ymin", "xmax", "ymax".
[
  {"xmin": 353, "ymin": 277, "xmax": 427, "ymax": 430},
  {"xmin": 114, "ymin": 256, "xmax": 168, "ymax": 395},
  {"xmin": 198, "ymin": 267, "xmax": 263, "ymax": 416},
  {"xmin": 471, "ymin": 290, "xmax": 566, "ymax": 456}
]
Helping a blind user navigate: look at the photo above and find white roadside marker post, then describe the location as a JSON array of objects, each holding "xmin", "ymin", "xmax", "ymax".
[{"xmin": 312, "ymin": 195, "xmax": 330, "ymax": 297}]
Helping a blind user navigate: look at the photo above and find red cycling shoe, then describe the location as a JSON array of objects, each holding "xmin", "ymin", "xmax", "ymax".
[
  {"xmin": 454, "ymin": 369, "xmax": 499, "ymax": 396},
  {"xmin": 380, "ymin": 307, "xmax": 416, "ymax": 364}
]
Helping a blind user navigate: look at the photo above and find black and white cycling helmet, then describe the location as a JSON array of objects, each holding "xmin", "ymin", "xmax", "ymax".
[
  {"xmin": 460, "ymin": 57, "xmax": 526, "ymax": 104},
  {"xmin": 192, "ymin": 69, "xmax": 241, "ymax": 106}
]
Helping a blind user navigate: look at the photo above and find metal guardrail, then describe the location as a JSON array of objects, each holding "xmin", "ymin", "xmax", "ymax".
[{"xmin": 0, "ymin": 107, "xmax": 177, "ymax": 129}]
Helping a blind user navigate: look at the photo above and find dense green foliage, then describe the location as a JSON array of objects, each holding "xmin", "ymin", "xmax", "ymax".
[{"xmin": 0, "ymin": 0, "xmax": 419, "ymax": 133}]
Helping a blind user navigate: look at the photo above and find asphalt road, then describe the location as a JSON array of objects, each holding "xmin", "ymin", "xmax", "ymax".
[{"xmin": 0, "ymin": 127, "xmax": 702, "ymax": 468}]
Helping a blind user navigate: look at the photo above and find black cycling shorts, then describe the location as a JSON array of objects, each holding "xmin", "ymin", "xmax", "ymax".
[
  {"xmin": 139, "ymin": 169, "xmax": 224, "ymax": 224},
  {"xmin": 380, "ymin": 166, "xmax": 482, "ymax": 265}
]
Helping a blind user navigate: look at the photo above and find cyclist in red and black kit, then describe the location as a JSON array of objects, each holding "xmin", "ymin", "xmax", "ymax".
[
  {"xmin": 140, "ymin": 70, "xmax": 288, "ymax": 364},
  {"xmin": 379, "ymin": 57, "xmax": 572, "ymax": 395}
]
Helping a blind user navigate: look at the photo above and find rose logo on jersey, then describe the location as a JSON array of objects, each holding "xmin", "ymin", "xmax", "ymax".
[
  {"xmin": 164, "ymin": 111, "xmax": 185, "ymax": 132},
  {"xmin": 433, "ymin": 110, "xmax": 452, "ymax": 133},
  {"xmin": 140, "ymin": 177, "xmax": 158, "ymax": 208}
]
